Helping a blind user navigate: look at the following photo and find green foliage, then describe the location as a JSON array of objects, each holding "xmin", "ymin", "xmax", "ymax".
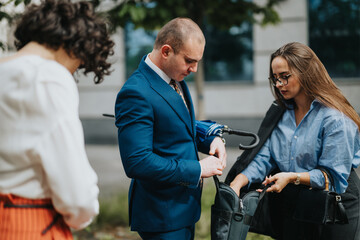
[
  {"xmin": 94, "ymin": 193, "xmax": 129, "ymax": 227},
  {"xmin": 195, "ymin": 179, "xmax": 216, "ymax": 240},
  {"xmin": 100, "ymin": 0, "xmax": 286, "ymax": 32},
  {"xmin": 0, "ymin": 0, "xmax": 31, "ymax": 22},
  {"xmin": 0, "ymin": 11, "xmax": 11, "ymax": 22},
  {"xmin": 0, "ymin": 0, "xmax": 33, "ymax": 50}
]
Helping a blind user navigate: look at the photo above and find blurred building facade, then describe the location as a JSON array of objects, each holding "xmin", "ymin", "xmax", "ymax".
[{"xmin": 1, "ymin": 0, "xmax": 359, "ymax": 146}]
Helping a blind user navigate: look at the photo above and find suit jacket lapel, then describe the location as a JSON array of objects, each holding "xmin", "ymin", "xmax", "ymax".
[{"xmin": 138, "ymin": 58, "xmax": 193, "ymax": 135}]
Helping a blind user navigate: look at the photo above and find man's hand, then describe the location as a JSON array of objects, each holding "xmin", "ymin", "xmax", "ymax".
[
  {"xmin": 209, "ymin": 136, "xmax": 227, "ymax": 170},
  {"xmin": 199, "ymin": 156, "xmax": 223, "ymax": 178}
]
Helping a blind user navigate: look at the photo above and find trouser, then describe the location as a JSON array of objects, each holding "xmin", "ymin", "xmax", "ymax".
[
  {"xmin": 138, "ymin": 225, "xmax": 195, "ymax": 240},
  {"xmin": 0, "ymin": 193, "xmax": 73, "ymax": 240}
]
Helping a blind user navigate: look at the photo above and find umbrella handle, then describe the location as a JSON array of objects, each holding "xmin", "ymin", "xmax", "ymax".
[
  {"xmin": 103, "ymin": 114, "xmax": 259, "ymax": 150},
  {"xmin": 222, "ymin": 127, "xmax": 260, "ymax": 150}
]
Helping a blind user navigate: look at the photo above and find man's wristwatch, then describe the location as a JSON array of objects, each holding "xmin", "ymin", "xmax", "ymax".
[{"xmin": 294, "ymin": 173, "xmax": 301, "ymax": 185}]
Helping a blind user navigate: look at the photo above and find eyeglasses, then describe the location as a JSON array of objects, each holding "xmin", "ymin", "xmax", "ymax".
[{"xmin": 268, "ymin": 74, "xmax": 292, "ymax": 86}]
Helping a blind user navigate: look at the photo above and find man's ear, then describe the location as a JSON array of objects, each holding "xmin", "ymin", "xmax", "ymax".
[{"xmin": 161, "ymin": 44, "xmax": 172, "ymax": 58}]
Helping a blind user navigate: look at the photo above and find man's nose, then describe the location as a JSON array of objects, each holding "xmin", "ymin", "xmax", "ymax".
[{"xmin": 189, "ymin": 63, "xmax": 198, "ymax": 73}]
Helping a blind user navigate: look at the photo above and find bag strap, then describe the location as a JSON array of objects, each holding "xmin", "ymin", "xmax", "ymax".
[
  {"xmin": 337, "ymin": 198, "xmax": 349, "ymax": 224},
  {"xmin": 317, "ymin": 167, "xmax": 336, "ymax": 192},
  {"xmin": 213, "ymin": 175, "xmax": 220, "ymax": 192},
  {"xmin": 258, "ymin": 184, "xmax": 271, "ymax": 201},
  {"xmin": 318, "ymin": 167, "xmax": 349, "ymax": 224},
  {"xmin": 320, "ymin": 170, "xmax": 330, "ymax": 191},
  {"xmin": 213, "ymin": 175, "xmax": 227, "ymax": 206}
]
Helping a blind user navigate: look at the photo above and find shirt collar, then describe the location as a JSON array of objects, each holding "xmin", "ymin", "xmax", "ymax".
[
  {"xmin": 310, "ymin": 99, "xmax": 320, "ymax": 109},
  {"xmin": 145, "ymin": 54, "xmax": 171, "ymax": 84}
]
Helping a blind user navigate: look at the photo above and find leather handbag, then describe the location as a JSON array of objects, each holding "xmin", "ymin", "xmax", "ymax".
[
  {"xmin": 292, "ymin": 167, "xmax": 348, "ymax": 224},
  {"xmin": 245, "ymin": 168, "xmax": 350, "ymax": 239},
  {"xmin": 211, "ymin": 176, "xmax": 269, "ymax": 240}
]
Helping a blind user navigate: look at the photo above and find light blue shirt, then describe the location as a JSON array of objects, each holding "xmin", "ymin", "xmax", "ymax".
[{"xmin": 242, "ymin": 100, "xmax": 360, "ymax": 193}]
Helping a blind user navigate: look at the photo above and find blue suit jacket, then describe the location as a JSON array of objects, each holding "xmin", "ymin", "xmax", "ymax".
[{"xmin": 115, "ymin": 56, "xmax": 215, "ymax": 232}]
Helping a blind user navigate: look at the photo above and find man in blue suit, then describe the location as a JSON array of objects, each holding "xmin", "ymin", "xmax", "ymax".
[{"xmin": 115, "ymin": 18, "xmax": 227, "ymax": 240}]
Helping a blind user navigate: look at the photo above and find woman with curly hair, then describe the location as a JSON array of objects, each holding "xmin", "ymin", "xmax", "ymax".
[{"xmin": 0, "ymin": 0, "xmax": 114, "ymax": 239}]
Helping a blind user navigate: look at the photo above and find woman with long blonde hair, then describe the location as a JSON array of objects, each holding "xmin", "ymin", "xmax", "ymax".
[{"xmin": 229, "ymin": 42, "xmax": 360, "ymax": 239}]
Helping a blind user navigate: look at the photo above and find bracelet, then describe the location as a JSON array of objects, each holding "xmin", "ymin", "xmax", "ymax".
[{"xmin": 294, "ymin": 173, "xmax": 301, "ymax": 185}]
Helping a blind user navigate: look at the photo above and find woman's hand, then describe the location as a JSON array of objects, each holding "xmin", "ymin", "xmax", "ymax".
[{"xmin": 263, "ymin": 172, "xmax": 295, "ymax": 193}]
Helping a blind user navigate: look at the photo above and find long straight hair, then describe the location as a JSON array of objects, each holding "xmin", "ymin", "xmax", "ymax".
[{"xmin": 269, "ymin": 42, "xmax": 360, "ymax": 129}]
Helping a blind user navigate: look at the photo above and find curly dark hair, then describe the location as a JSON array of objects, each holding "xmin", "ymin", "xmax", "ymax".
[{"xmin": 14, "ymin": 0, "xmax": 114, "ymax": 84}]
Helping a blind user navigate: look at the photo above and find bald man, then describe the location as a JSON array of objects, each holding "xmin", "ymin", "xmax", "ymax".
[{"xmin": 115, "ymin": 18, "xmax": 226, "ymax": 239}]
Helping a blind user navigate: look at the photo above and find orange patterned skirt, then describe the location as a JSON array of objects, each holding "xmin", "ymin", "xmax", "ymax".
[{"xmin": 0, "ymin": 193, "xmax": 73, "ymax": 240}]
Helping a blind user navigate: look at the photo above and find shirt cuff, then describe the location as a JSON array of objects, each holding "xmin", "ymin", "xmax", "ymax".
[{"xmin": 309, "ymin": 169, "xmax": 326, "ymax": 189}]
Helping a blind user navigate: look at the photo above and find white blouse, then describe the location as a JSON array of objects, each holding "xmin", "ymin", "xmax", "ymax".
[{"xmin": 0, "ymin": 55, "xmax": 99, "ymax": 230}]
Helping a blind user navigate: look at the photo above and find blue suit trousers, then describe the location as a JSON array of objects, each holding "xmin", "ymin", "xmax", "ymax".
[{"xmin": 138, "ymin": 225, "xmax": 195, "ymax": 240}]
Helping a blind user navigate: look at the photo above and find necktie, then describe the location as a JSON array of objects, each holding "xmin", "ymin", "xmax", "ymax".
[{"xmin": 170, "ymin": 79, "xmax": 188, "ymax": 109}]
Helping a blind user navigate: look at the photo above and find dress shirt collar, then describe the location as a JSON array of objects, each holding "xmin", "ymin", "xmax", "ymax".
[{"xmin": 145, "ymin": 54, "xmax": 171, "ymax": 84}]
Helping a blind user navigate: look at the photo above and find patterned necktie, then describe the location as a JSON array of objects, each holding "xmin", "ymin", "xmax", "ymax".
[{"xmin": 170, "ymin": 79, "xmax": 188, "ymax": 109}]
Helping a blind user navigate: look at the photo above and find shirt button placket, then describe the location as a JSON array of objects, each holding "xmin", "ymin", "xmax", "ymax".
[{"xmin": 290, "ymin": 134, "xmax": 298, "ymax": 169}]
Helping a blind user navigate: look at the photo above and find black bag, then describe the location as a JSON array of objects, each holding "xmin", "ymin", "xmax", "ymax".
[
  {"xmin": 223, "ymin": 102, "xmax": 285, "ymax": 238},
  {"xmin": 247, "ymin": 187, "xmax": 280, "ymax": 238},
  {"xmin": 245, "ymin": 168, "xmax": 350, "ymax": 239},
  {"xmin": 211, "ymin": 176, "xmax": 269, "ymax": 240},
  {"xmin": 292, "ymin": 167, "xmax": 348, "ymax": 225}
]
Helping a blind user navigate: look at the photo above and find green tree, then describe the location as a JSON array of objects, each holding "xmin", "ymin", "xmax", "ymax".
[
  {"xmin": 100, "ymin": 0, "xmax": 286, "ymax": 119},
  {"xmin": 0, "ymin": 0, "xmax": 31, "ymax": 50}
]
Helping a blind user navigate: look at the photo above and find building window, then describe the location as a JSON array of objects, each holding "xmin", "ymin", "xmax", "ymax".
[
  {"xmin": 309, "ymin": 0, "xmax": 360, "ymax": 80},
  {"xmin": 125, "ymin": 22, "xmax": 253, "ymax": 82},
  {"xmin": 203, "ymin": 23, "xmax": 253, "ymax": 82}
]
